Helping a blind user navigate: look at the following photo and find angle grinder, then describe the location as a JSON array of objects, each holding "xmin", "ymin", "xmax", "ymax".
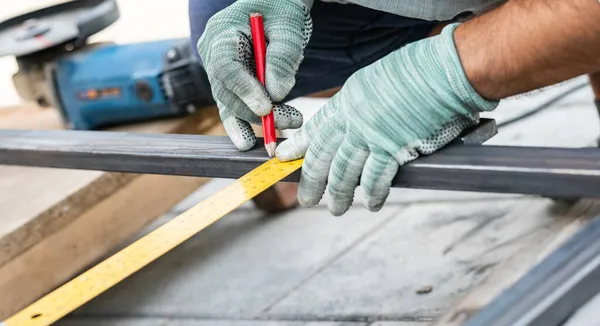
[{"xmin": 0, "ymin": 0, "xmax": 214, "ymax": 130}]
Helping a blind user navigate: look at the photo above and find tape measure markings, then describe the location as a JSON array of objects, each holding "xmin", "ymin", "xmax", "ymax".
[{"xmin": 2, "ymin": 158, "xmax": 303, "ymax": 326}]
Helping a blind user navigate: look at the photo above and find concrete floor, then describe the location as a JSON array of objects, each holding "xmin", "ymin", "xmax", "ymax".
[{"xmin": 46, "ymin": 76, "xmax": 600, "ymax": 326}]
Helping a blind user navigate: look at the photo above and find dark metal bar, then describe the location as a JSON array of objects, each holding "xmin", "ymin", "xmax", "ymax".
[
  {"xmin": 464, "ymin": 213, "xmax": 600, "ymax": 326},
  {"xmin": 454, "ymin": 118, "xmax": 498, "ymax": 145},
  {"xmin": 0, "ymin": 119, "xmax": 600, "ymax": 198}
]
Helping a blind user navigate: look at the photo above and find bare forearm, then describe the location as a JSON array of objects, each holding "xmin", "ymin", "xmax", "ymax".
[{"xmin": 455, "ymin": 0, "xmax": 600, "ymax": 100}]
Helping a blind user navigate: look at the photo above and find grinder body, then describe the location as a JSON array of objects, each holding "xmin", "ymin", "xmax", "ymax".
[
  {"xmin": 50, "ymin": 39, "xmax": 212, "ymax": 130},
  {"xmin": 1, "ymin": 0, "xmax": 214, "ymax": 130}
]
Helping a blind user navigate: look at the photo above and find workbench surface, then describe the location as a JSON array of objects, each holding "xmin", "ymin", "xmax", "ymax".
[
  {"xmin": 52, "ymin": 77, "xmax": 600, "ymax": 326},
  {"xmin": 1, "ymin": 1, "xmax": 599, "ymax": 325}
]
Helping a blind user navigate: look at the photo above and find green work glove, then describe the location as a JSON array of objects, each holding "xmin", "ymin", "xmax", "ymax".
[
  {"xmin": 276, "ymin": 23, "xmax": 499, "ymax": 216},
  {"xmin": 197, "ymin": 0, "xmax": 313, "ymax": 151}
]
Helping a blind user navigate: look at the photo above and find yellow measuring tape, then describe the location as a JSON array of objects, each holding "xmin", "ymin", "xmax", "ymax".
[{"xmin": 2, "ymin": 158, "xmax": 303, "ymax": 326}]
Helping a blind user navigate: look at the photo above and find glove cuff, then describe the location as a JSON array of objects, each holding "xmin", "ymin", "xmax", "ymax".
[{"xmin": 439, "ymin": 23, "xmax": 499, "ymax": 113}]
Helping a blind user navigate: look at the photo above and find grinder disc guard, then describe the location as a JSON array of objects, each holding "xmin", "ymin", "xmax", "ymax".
[{"xmin": 0, "ymin": 0, "xmax": 119, "ymax": 58}]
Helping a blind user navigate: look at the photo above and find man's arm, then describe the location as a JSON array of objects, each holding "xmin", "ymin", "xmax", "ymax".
[{"xmin": 455, "ymin": 0, "xmax": 600, "ymax": 100}]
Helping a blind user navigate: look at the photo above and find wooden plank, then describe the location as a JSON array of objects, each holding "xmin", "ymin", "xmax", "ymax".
[
  {"xmin": 0, "ymin": 104, "xmax": 225, "ymax": 319},
  {"xmin": 0, "ymin": 103, "xmax": 302, "ymax": 318},
  {"xmin": 0, "ymin": 0, "xmax": 297, "ymax": 318},
  {"xmin": 0, "ymin": 173, "xmax": 209, "ymax": 319},
  {"xmin": 0, "ymin": 104, "xmax": 64, "ymax": 130},
  {"xmin": 0, "ymin": 166, "xmax": 128, "ymax": 267},
  {"xmin": 0, "ymin": 106, "xmax": 222, "ymax": 268}
]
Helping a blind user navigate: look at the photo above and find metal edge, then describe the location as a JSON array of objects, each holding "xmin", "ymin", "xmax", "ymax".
[
  {"xmin": 464, "ymin": 214, "xmax": 600, "ymax": 326},
  {"xmin": 3, "ymin": 119, "xmax": 600, "ymax": 198}
]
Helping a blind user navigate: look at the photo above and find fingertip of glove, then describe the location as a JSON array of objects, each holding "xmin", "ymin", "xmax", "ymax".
[
  {"xmin": 238, "ymin": 143, "xmax": 256, "ymax": 152},
  {"xmin": 273, "ymin": 104, "xmax": 303, "ymax": 130},
  {"xmin": 364, "ymin": 200, "xmax": 384, "ymax": 212},
  {"xmin": 328, "ymin": 202, "xmax": 350, "ymax": 217},
  {"xmin": 274, "ymin": 116, "xmax": 303, "ymax": 131},
  {"xmin": 290, "ymin": 120, "xmax": 304, "ymax": 130},
  {"xmin": 231, "ymin": 137, "xmax": 256, "ymax": 152},
  {"xmin": 253, "ymin": 99, "xmax": 274, "ymax": 117},
  {"xmin": 275, "ymin": 141, "xmax": 301, "ymax": 161},
  {"xmin": 298, "ymin": 193, "xmax": 321, "ymax": 208},
  {"xmin": 269, "ymin": 92, "xmax": 288, "ymax": 104},
  {"xmin": 297, "ymin": 176, "xmax": 325, "ymax": 208},
  {"xmin": 289, "ymin": 113, "xmax": 304, "ymax": 129}
]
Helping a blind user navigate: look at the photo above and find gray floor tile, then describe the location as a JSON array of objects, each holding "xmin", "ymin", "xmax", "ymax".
[
  {"xmin": 71, "ymin": 203, "xmax": 403, "ymax": 319},
  {"xmin": 58, "ymin": 318, "xmax": 365, "ymax": 326},
  {"xmin": 263, "ymin": 198, "xmax": 553, "ymax": 320}
]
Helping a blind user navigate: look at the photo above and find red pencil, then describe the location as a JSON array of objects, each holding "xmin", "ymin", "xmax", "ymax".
[{"xmin": 250, "ymin": 13, "xmax": 277, "ymax": 157}]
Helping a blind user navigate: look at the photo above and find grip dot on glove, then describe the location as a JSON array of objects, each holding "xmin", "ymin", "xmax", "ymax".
[
  {"xmin": 236, "ymin": 33, "xmax": 257, "ymax": 78},
  {"xmin": 415, "ymin": 116, "xmax": 478, "ymax": 155}
]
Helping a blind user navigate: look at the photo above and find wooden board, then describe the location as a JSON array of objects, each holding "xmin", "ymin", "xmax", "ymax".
[
  {"xmin": 0, "ymin": 102, "xmax": 299, "ymax": 318},
  {"xmin": 0, "ymin": 104, "xmax": 225, "ymax": 319},
  {"xmin": 0, "ymin": 173, "xmax": 210, "ymax": 320},
  {"xmin": 0, "ymin": 104, "xmax": 221, "ymax": 264},
  {"xmin": 0, "ymin": 0, "xmax": 294, "ymax": 319},
  {"xmin": 0, "ymin": 105, "xmax": 64, "ymax": 130}
]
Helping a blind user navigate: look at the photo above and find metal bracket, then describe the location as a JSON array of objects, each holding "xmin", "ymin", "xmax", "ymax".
[{"xmin": 455, "ymin": 118, "xmax": 498, "ymax": 145}]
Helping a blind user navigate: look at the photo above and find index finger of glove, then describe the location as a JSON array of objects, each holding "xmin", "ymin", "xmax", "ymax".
[
  {"xmin": 217, "ymin": 99, "xmax": 257, "ymax": 152},
  {"xmin": 202, "ymin": 30, "xmax": 273, "ymax": 117}
]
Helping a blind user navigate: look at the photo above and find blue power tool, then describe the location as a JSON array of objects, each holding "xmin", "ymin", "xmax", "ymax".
[{"xmin": 0, "ymin": 0, "xmax": 214, "ymax": 130}]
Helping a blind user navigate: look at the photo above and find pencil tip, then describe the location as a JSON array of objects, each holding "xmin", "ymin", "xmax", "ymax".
[{"xmin": 265, "ymin": 142, "xmax": 277, "ymax": 158}]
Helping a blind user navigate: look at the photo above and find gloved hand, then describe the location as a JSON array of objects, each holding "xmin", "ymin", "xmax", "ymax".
[
  {"xmin": 276, "ymin": 23, "xmax": 499, "ymax": 216},
  {"xmin": 197, "ymin": 0, "xmax": 313, "ymax": 151}
]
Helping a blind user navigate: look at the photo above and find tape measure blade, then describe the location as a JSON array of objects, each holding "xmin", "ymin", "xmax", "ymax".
[{"xmin": 3, "ymin": 158, "xmax": 303, "ymax": 326}]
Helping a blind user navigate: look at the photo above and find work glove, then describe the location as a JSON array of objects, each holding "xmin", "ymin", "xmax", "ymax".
[
  {"xmin": 276, "ymin": 23, "xmax": 499, "ymax": 216},
  {"xmin": 197, "ymin": 0, "xmax": 313, "ymax": 151}
]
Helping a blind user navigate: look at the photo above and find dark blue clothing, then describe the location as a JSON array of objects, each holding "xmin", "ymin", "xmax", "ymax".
[{"xmin": 188, "ymin": 0, "xmax": 438, "ymax": 101}]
